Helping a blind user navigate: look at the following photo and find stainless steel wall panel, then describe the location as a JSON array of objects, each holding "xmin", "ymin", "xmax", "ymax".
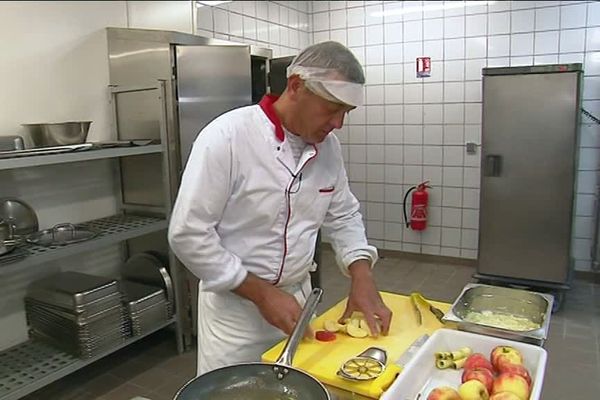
[{"xmin": 175, "ymin": 45, "xmax": 252, "ymax": 168}]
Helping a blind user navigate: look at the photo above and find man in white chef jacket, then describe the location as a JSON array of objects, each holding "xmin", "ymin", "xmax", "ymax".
[{"xmin": 168, "ymin": 41, "xmax": 393, "ymax": 375}]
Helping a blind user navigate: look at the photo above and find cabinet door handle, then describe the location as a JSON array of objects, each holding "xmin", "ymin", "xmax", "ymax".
[{"xmin": 484, "ymin": 155, "xmax": 502, "ymax": 177}]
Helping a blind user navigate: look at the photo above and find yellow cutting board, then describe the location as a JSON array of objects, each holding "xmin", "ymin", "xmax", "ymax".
[{"xmin": 262, "ymin": 292, "xmax": 455, "ymax": 399}]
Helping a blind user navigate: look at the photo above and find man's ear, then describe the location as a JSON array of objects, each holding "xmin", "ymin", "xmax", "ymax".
[{"xmin": 286, "ymin": 75, "xmax": 304, "ymax": 99}]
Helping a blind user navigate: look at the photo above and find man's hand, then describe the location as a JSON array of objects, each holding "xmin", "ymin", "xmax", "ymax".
[
  {"xmin": 233, "ymin": 273, "xmax": 313, "ymax": 338},
  {"xmin": 339, "ymin": 259, "xmax": 392, "ymax": 337}
]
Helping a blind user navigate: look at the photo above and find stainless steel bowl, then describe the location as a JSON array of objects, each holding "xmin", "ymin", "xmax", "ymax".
[
  {"xmin": 442, "ymin": 283, "xmax": 553, "ymax": 346},
  {"xmin": 22, "ymin": 121, "xmax": 92, "ymax": 147}
]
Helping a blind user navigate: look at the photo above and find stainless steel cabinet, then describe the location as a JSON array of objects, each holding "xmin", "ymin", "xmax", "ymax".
[{"xmin": 477, "ymin": 64, "xmax": 582, "ymax": 288}]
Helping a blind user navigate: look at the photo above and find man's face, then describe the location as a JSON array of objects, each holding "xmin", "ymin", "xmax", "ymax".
[{"xmin": 291, "ymin": 82, "xmax": 355, "ymax": 144}]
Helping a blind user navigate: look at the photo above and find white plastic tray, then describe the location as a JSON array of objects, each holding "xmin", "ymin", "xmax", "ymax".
[{"xmin": 381, "ymin": 329, "xmax": 547, "ymax": 400}]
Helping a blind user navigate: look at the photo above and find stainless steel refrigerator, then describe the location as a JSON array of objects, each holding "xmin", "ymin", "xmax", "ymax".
[
  {"xmin": 106, "ymin": 28, "xmax": 271, "ymax": 348},
  {"xmin": 476, "ymin": 64, "xmax": 583, "ymax": 289}
]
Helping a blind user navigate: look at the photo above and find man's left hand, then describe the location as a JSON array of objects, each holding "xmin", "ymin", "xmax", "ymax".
[{"xmin": 339, "ymin": 259, "xmax": 392, "ymax": 337}]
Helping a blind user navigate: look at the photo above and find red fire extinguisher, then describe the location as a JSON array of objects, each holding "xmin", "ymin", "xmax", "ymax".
[{"xmin": 403, "ymin": 181, "xmax": 431, "ymax": 231}]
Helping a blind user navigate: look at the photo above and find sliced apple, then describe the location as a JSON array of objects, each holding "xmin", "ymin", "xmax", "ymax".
[
  {"xmin": 346, "ymin": 324, "xmax": 369, "ymax": 338},
  {"xmin": 324, "ymin": 320, "xmax": 343, "ymax": 333}
]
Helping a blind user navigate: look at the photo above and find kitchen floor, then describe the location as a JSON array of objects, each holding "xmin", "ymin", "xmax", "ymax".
[{"xmin": 21, "ymin": 248, "xmax": 600, "ymax": 400}]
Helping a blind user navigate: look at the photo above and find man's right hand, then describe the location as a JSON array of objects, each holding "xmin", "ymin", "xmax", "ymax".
[{"xmin": 233, "ymin": 273, "xmax": 313, "ymax": 338}]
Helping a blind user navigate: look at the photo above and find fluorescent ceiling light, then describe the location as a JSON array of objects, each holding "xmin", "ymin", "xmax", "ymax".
[
  {"xmin": 196, "ymin": 1, "xmax": 231, "ymax": 7},
  {"xmin": 371, "ymin": 1, "xmax": 496, "ymax": 17}
]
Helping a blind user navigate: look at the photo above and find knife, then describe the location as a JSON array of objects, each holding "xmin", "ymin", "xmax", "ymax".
[
  {"xmin": 395, "ymin": 334, "xmax": 430, "ymax": 368},
  {"xmin": 410, "ymin": 295, "xmax": 422, "ymax": 326}
]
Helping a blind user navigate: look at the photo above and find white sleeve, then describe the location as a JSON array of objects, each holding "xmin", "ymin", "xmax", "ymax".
[
  {"xmin": 321, "ymin": 150, "xmax": 378, "ymax": 277},
  {"xmin": 168, "ymin": 123, "xmax": 247, "ymax": 292}
]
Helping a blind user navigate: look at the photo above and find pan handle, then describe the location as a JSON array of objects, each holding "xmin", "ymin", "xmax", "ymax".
[{"xmin": 275, "ymin": 287, "xmax": 323, "ymax": 367}]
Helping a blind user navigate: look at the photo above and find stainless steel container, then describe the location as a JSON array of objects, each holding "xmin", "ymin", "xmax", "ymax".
[
  {"xmin": 0, "ymin": 135, "xmax": 24, "ymax": 151},
  {"xmin": 22, "ymin": 121, "xmax": 91, "ymax": 147},
  {"xmin": 27, "ymin": 272, "xmax": 119, "ymax": 310},
  {"xmin": 442, "ymin": 283, "xmax": 553, "ymax": 345}
]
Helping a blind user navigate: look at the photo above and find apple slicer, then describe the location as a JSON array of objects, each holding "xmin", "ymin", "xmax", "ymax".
[{"xmin": 337, "ymin": 347, "xmax": 388, "ymax": 381}]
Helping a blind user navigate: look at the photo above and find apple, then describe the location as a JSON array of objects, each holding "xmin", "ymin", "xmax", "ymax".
[
  {"xmin": 427, "ymin": 386, "xmax": 461, "ymax": 400},
  {"xmin": 489, "ymin": 392, "xmax": 522, "ymax": 400},
  {"xmin": 497, "ymin": 363, "xmax": 532, "ymax": 387},
  {"xmin": 462, "ymin": 367, "xmax": 494, "ymax": 394},
  {"xmin": 464, "ymin": 353, "xmax": 494, "ymax": 373},
  {"xmin": 491, "ymin": 346, "xmax": 523, "ymax": 371},
  {"xmin": 492, "ymin": 373, "xmax": 530, "ymax": 400},
  {"xmin": 459, "ymin": 379, "xmax": 490, "ymax": 400}
]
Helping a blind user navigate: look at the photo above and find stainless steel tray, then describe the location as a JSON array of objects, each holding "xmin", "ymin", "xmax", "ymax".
[
  {"xmin": 26, "ymin": 302, "xmax": 124, "ymax": 326},
  {"xmin": 25, "ymin": 291, "xmax": 122, "ymax": 317},
  {"xmin": 129, "ymin": 301, "xmax": 169, "ymax": 336},
  {"xmin": 120, "ymin": 280, "xmax": 166, "ymax": 313},
  {"xmin": 442, "ymin": 283, "xmax": 553, "ymax": 346},
  {"xmin": 27, "ymin": 272, "xmax": 119, "ymax": 309},
  {"xmin": 122, "ymin": 252, "xmax": 174, "ymax": 316},
  {"xmin": 0, "ymin": 143, "xmax": 93, "ymax": 159},
  {"xmin": 30, "ymin": 329, "xmax": 127, "ymax": 359},
  {"xmin": 26, "ymin": 223, "xmax": 99, "ymax": 247}
]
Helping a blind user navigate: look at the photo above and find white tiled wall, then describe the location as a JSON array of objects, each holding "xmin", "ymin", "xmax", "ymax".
[
  {"xmin": 195, "ymin": 0, "xmax": 311, "ymax": 56},
  {"xmin": 310, "ymin": 1, "xmax": 600, "ymax": 271}
]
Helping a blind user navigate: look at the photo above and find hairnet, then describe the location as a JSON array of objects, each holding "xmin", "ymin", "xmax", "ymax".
[{"xmin": 286, "ymin": 41, "xmax": 365, "ymax": 107}]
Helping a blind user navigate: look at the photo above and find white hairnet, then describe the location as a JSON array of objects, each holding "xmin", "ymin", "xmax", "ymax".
[{"xmin": 286, "ymin": 41, "xmax": 365, "ymax": 107}]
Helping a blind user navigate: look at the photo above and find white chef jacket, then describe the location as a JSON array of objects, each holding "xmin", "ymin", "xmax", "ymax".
[{"xmin": 168, "ymin": 95, "xmax": 377, "ymax": 373}]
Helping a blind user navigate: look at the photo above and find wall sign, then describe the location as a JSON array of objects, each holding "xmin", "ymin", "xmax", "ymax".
[{"xmin": 416, "ymin": 57, "xmax": 431, "ymax": 78}]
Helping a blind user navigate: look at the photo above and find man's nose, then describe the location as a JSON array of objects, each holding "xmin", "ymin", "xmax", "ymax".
[{"xmin": 331, "ymin": 111, "xmax": 345, "ymax": 130}]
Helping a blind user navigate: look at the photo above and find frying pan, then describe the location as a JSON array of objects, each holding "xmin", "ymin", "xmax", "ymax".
[{"xmin": 174, "ymin": 287, "xmax": 330, "ymax": 400}]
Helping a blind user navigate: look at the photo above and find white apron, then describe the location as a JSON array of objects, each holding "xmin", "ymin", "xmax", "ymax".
[{"xmin": 196, "ymin": 275, "xmax": 312, "ymax": 375}]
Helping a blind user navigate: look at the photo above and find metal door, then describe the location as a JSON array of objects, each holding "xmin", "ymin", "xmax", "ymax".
[
  {"xmin": 176, "ymin": 45, "xmax": 252, "ymax": 169},
  {"xmin": 479, "ymin": 69, "xmax": 580, "ymax": 284}
]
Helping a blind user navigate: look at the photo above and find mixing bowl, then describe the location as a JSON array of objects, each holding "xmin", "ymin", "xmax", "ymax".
[{"xmin": 22, "ymin": 121, "xmax": 92, "ymax": 147}]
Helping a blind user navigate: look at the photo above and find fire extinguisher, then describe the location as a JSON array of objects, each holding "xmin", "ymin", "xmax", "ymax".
[{"xmin": 403, "ymin": 181, "xmax": 431, "ymax": 231}]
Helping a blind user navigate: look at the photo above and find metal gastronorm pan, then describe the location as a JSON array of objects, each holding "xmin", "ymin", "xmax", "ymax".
[{"xmin": 442, "ymin": 283, "xmax": 553, "ymax": 345}]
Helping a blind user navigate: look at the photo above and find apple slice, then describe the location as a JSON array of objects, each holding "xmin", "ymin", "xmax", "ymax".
[
  {"xmin": 324, "ymin": 320, "xmax": 343, "ymax": 333},
  {"xmin": 315, "ymin": 330, "xmax": 336, "ymax": 342},
  {"xmin": 346, "ymin": 324, "xmax": 369, "ymax": 338}
]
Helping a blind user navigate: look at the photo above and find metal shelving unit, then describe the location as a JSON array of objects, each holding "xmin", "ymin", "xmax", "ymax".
[
  {"xmin": 0, "ymin": 318, "xmax": 175, "ymax": 400},
  {"xmin": 0, "ymin": 144, "xmax": 163, "ymax": 171},
  {"xmin": 0, "ymin": 214, "xmax": 167, "ymax": 270},
  {"xmin": 0, "ymin": 95, "xmax": 182, "ymax": 399}
]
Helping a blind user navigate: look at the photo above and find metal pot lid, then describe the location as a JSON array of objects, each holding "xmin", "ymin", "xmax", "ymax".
[
  {"xmin": 0, "ymin": 198, "xmax": 39, "ymax": 236},
  {"xmin": 26, "ymin": 223, "xmax": 99, "ymax": 247}
]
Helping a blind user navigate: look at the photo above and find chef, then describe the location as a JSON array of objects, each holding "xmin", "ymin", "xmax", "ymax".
[{"xmin": 168, "ymin": 41, "xmax": 392, "ymax": 375}]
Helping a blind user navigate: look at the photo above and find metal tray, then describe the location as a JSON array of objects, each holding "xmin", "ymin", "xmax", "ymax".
[
  {"xmin": 27, "ymin": 272, "xmax": 119, "ymax": 309},
  {"xmin": 0, "ymin": 143, "xmax": 93, "ymax": 159},
  {"xmin": 122, "ymin": 252, "xmax": 174, "ymax": 316},
  {"xmin": 26, "ymin": 223, "xmax": 99, "ymax": 247},
  {"xmin": 442, "ymin": 283, "xmax": 553, "ymax": 346},
  {"xmin": 119, "ymin": 280, "xmax": 166, "ymax": 313},
  {"xmin": 30, "ymin": 329, "xmax": 127, "ymax": 359},
  {"xmin": 25, "ymin": 291, "xmax": 122, "ymax": 317},
  {"xmin": 26, "ymin": 302, "xmax": 124, "ymax": 326}
]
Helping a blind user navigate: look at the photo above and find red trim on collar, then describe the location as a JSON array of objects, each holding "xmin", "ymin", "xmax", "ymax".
[{"xmin": 259, "ymin": 94, "xmax": 285, "ymax": 142}]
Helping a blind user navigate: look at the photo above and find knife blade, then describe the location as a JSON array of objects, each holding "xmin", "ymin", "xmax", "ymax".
[
  {"xmin": 395, "ymin": 334, "xmax": 430, "ymax": 368},
  {"xmin": 410, "ymin": 295, "xmax": 422, "ymax": 326}
]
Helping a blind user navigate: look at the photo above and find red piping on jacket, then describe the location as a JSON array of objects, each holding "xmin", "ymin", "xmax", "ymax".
[
  {"xmin": 273, "ymin": 144, "xmax": 319, "ymax": 285},
  {"xmin": 259, "ymin": 94, "xmax": 285, "ymax": 142}
]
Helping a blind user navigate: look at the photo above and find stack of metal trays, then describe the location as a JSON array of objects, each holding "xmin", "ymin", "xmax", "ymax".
[
  {"xmin": 25, "ymin": 271, "xmax": 128, "ymax": 358},
  {"xmin": 120, "ymin": 280, "xmax": 169, "ymax": 337}
]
